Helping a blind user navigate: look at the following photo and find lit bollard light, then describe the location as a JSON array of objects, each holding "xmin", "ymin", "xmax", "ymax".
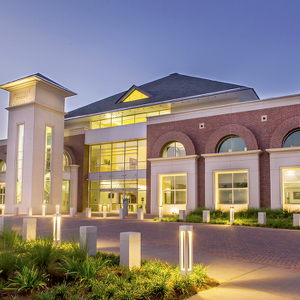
[
  {"xmin": 119, "ymin": 208, "xmax": 125, "ymax": 219},
  {"xmin": 258, "ymin": 212, "xmax": 266, "ymax": 225},
  {"xmin": 53, "ymin": 213, "xmax": 62, "ymax": 246},
  {"xmin": 86, "ymin": 207, "xmax": 92, "ymax": 218},
  {"xmin": 179, "ymin": 225, "xmax": 193, "ymax": 275},
  {"xmin": 99, "ymin": 204, "xmax": 102, "ymax": 212},
  {"xmin": 103, "ymin": 205, "xmax": 107, "ymax": 218},
  {"xmin": 230, "ymin": 207, "xmax": 234, "ymax": 224},
  {"xmin": 293, "ymin": 214, "xmax": 300, "ymax": 227},
  {"xmin": 159, "ymin": 205, "xmax": 163, "ymax": 220},
  {"xmin": 70, "ymin": 207, "xmax": 75, "ymax": 217},
  {"xmin": 1, "ymin": 205, "xmax": 5, "ymax": 216},
  {"xmin": 120, "ymin": 232, "xmax": 141, "ymax": 269},
  {"xmin": 203, "ymin": 210, "xmax": 210, "ymax": 223},
  {"xmin": 22, "ymin": 218, "xmax": 37, "ymax": 241},
  {"xmin": 56, "ymin": 205, "xmax": 60, "ymax": 214},
  {"xmin": 179, "ymin": 210, "xmax": 186, "ymax": 221},
  {"xmin": 0, "ymin": 216, "xmax": 12, "ymax": 234},
  {"xmin": 137, "ymin": 208, "xmax": 144, "ymax": 220},
  {"xmin": 42, "ymin": 205, "xmax": 46, "ymax": 217},
  {"xmin": 27, "ymin": 207, "xmax": 32, "ymax": 216},
  {"xmin": 14, "ymin": 207, "xmax": 19, "ymax": 216}
]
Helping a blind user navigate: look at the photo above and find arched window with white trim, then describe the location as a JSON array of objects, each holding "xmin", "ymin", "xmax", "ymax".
[
  {"xmin": 162, "ymin": 142, "xmax": 186, "ymax": 158},
  {"xmin": 218, "ymin": 136, "xmax": 247, "ymax": 153}
]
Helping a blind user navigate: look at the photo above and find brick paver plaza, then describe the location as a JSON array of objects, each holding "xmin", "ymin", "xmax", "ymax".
[{"xmin": 12, "ymin": 213, "xmax": 300, "ymax": 272}]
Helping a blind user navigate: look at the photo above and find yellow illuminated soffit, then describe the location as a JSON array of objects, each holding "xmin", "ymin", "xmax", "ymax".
[{"xmin": 122, "ymin": 89, "xmax": 149, "ymax": 103}]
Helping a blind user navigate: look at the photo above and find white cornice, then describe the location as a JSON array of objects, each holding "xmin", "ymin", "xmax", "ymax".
[
  {"xmin": 267, "ymin": 147, "xmax": 300, "ymax": 153},
  {"xmin": 64, "ymin": 127, "xmax": 88, "ymax": 137},
  {"xmin": 202, "ymin": 150, "xmax": 261, "ymax": 158},
  {"xmin": 148, "ymin": 155, "xmax": 199, "ymax": 162}
]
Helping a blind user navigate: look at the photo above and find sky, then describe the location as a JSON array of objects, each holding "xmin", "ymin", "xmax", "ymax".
[{"xmin": 0, "ymin": 0, "xmax": 299, "ymax": 139}]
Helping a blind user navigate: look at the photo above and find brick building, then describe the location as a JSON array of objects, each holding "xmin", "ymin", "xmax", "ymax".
[{"xmin": 0, "ymin": 73, "xmax": 299, "ymax": 215}]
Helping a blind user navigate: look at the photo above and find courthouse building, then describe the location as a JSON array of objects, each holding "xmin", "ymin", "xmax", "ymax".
[{"xmin": 0, "ymin": 73, "xmax": 299, "ymax": 215}]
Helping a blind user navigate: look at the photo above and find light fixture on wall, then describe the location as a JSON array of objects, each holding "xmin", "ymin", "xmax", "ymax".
[
  {"xmin": 53, "ymin": 213, "xmax": 61, "ymax": 246},
  {"xmin": 179, "ymin": 225, "xmax": 193, "ymax": 275}
]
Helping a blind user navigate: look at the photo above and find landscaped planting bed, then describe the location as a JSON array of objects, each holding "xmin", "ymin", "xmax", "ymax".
[
  {"xmin": 0, "ymin": 231, "xmax": 218, "ymax": 299},
  {"xmin": 155, "ymin": 208, "xmax": 300, "ymax": 230}
]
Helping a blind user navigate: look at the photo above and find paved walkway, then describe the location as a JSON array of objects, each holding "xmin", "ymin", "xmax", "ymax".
[{"xmin": 10, "ymin": 213, "xmax": 300, "ymax": 299}]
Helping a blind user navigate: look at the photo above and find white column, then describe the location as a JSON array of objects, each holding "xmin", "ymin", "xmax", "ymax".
[
  {"xmin": 203, "ymin": 210, "xmax": 210, "ymax": 223},
  {"xmin": 70, "ymin": 165, "xmax": 79, "ymax": 213},
  {"xmin": 22, "ymin": 218, "xmax": 37, "ymax": 241},
  {"xmin": 80, "ymin": 226, "xmax": 97, "ymax": 256},
  {"xmin": 0, "ymin": 216, "xmax": 12, "ymax": 234},
  {"xmin": 179, "ymin": 210, "xmax": 186, "ymax": 221},
  {"xmin": 179, "ymin": 225, "xmax": 193, "ymax": 275},
  {"xmin": 258, "ymin": 212, "xmax": 266, "ymax": 225},
  {"xmin": 120, "ymin": 232, "xmax": 141, "ymax": 269}
]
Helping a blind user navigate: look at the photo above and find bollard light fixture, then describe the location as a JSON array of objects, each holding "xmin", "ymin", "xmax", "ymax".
[
  {"xmin": 179, "ymin": 225, "xmax": 193, "ymax": 275},
  {"xmin": 103, "ymin": 205, "xmax": 107, "ymax": 218},
  {"xmin": 42, "ymin": 205, "xmax": 46, "ymax": 217},
  {"xmin": 99, "ymin": 204, "xmax": 102, "ymax": 212},
  {"xmin": 53, "ymin": 213, "xmax": 61, "ymax": 246},
  {"xmin": 159, "ymin": 205, "xmax": 163, "ymax": 220},
  {"xmin": 230, "ymin": 207, "xmax": 234, "ymax": 224},
  {"xmin": 56, "ymin": 205, "xmax": 60, "ymax": 214},
  {"xmin": 1, "ymin": 205, "xmax": 5, "ymax": 216}
]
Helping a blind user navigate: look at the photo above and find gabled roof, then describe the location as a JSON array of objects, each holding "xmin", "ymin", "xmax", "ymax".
[{"xmin": 65, "ymin": 73, "xmax": 254, "ymax": 119}]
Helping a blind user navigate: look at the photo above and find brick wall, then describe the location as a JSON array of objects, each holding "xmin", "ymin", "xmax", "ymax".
[{"xmin": 147, "ymin": 104, "xmax": 300, "ymax": 209}]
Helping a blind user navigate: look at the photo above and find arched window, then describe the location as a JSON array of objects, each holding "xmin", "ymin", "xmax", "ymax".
[
  {"xmin": 218, "ymin": 136, "xmax": 247, "ymax": 153},
  {"xmin": 0, "ymin": 160, "xmax": 6, "ymax": 172},
  {"xmin": 63, "ymin": 150, "xmax": 72, "ymax": 171},
  {"xmin": 283, "ymin": 129, "xmax": 300, "ymax": 148},
  {"xmin": 162, "ymin": 142, "xmax": 186, "ymax": 158}
]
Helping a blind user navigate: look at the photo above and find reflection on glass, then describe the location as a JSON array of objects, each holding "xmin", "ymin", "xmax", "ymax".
[
  {"xmin": 162, "ymin": 142, "xmax": 186, "ymax": 158},
  {"xmin": 162, "ymin": 175, "xmax": 186, "ymax": 204},
  {"xmin": 283, "ymin": 168, "xmax": 300, "ymax": 204},
  {"xmin": 283, "ymin": 130, "xmax": 300, "ymax": 148},
  {"xmin": 218, "ymin": 136, "xmax": 247, "ymax": 153}
]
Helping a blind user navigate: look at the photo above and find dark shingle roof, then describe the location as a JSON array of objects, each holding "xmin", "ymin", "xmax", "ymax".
[{"xmin": 65, "ymin": 73, "xmax": 249, "ymax": 119}]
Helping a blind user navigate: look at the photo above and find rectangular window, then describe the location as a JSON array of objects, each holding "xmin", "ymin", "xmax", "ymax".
[
  {"xmin": 16, "ymin": 124, "xmax": 24, "ymax": 204},
  {"xmin": 62, "ymin": 180, "xmax": 70, "ymax": 212},
  {"xmin": 43, "ymin": 126, "xmax": 52, "ymax": 204},
  {"xmin": 0, "ymin": 183, "xmax": 5, "ymax": 205},
  {"xmin": 282, "ymin": 168, "xmax": 300, "ymax": 204},
  {"xmin": 216, "ymin": 171, "xmax": 248, "ymax": 205},
  {"xmin": 161, "ymin": 174, "xmax": 187, "ymax": 205}
]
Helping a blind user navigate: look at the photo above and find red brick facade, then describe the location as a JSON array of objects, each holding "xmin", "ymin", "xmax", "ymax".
[{"xmin": 147, "ymin": 103, "xmax": 300, "ymax": 209}]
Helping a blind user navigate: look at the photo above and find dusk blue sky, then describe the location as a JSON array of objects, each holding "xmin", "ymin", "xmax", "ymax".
[{"xmin": 0, "ymin": 0, "xmax": 299, "ymax": 138}]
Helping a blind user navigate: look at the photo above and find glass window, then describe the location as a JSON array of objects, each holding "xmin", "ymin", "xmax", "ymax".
[
  {"xmin": 216, "ymin": 171, "xmax": 248, "ymax": 205},
  {"xmin": 283, "ymin": 130, "xmax": 300, "ymax": 148},
  {"xmin": 162, "ymin": 174, "xmax": 186, "ymax": 204},
  {"xmin": 0, "ymin": 183, "xmax": 5, "ymax": 205},
  {"xmin": 283, "ymin": 168, "xmax": 300, "ymax": 204},
  {"xmin": 16, "ymin": 124, "xmax": 24, "ymax": 204},
  {"xmin": 218, "ymin": 136, "xmax": 247, "ymax": 153},
  {"xmin": 162, "ymin": 142, "xmax": 186, "ymax": 158},
  {"xmin": 44, "ymin": 126, "xmax": 52, "ymax": 204},
  {"xmin": 0, "ymin": 160, "xmax": 6, "ymax": 172}
]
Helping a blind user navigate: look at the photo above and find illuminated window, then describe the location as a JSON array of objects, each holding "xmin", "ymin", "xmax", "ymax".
[
  {"xmin": 0, "ymin": 160, "xmax": 6, "ymax": 172},
  {"xmin": 283, "ymin": 130, "xmax": 300, "ymax": 148},
  {"xmin": 63, "ymin": 150, "xmax": 71, "ymax": 172},
  {"xmin": 122, "ymin": 89, "xmax": 148, "ymax": 103},
  {"xmin": 161, "ymin": 174, "xmax": 186, "ymax": 204},
  {"xmin": 216, "ymin": 171, "xmax": 248, "ymax": 205},
  {"xmin": 218, "ymin": 136, "xmax": 247, "ymax": 153},
  {"xmin": 0, "ymin": 183, "xmax": 5, "ymax": 205},
  {"xmin": 89, "ymin": 139, "xmax": 146, "ymax": 173},
  {"xmin": 16, "ymin": 124, "xmax": 24, "ymax": 204},
  {"xmin": 162, "ymin": 142, "xmax": 186, "ymax": 158},
  {"xmin": 282, "ymin": 168, "xmax": 300, "ymax": 204},
  {"xmin": 62, "ymin": 180, "xmax": 70, "ymax": 212},
  {"xmin": 43, "ymin": 126, "xmax": 52, "ymax": 204},
  {"xmin": 90, "ymin": 108, "xmax": 171, "ymax": 129}
]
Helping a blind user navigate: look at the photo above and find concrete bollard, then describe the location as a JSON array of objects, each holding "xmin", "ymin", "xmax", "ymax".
[
  {"xmin": 86, "ymin": 208, "xmax": 91, "ymax": 218},
  {"xmin": 230, "ymin": 207, "xmax": 234, "ymax": 224},
  {"xmin": 123, "ymin": 200, "xmax": 129, "ymax": 216},
  {"xmin": 137, "ymin": 208, "xmax": 144, "ymax": 220},
  {"xmin": 70, "ymin": 207, "xmax": 75, "ymax": 217},
  {"xmin": 103, "ymin": 205, "xmax": 107, "ymax": 218},
  {"xmin": 120, "ymin": 232, "xmax": 141, "ymax": 269},
  {"xmin": 22, "ymin": 218, "xmax": 37, "ymax": 241},
  {"xmin": 80, "ymin": 226, "xmax": 97, "ymax": 256},
  {"xmin": 159, "ymin": 205, "xmax": 163, "ymax": 220},
  {"xmin": 203, "ymin": 210, "xmax": 210, "ymax": 223},
  {"xmin": 0, "ymin": 216, "xmax": 12, "ymax": 234},
  {"xmin": 179, "ymin": 210, "xmax": 186, "ymax": 221},
  {"xmin": 1, "ymin": 205, "xmax": 5, "ymax": 215},
  {"xmin": 258, "ymin": 212, "xmax": 266, "ymax": 225},
  {"xmin": 27, "ymin": 207, "xmax": 32, "ymax": 216},
  {"xmin": 119, "ymin": 208, "xmax": 125, "ymax": 219},
  {"xmin": 42, "ymin": 205, "xmax": 46, "ymax": 217},
  {"xmin": 14, "ymin": 207, "xmax": 19, "ymax": 216},
  {"xmin": 293, "ymin": 214, "xmax": 300, "ymax": 227}
]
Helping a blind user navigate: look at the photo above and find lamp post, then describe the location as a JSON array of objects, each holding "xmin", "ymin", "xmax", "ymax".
[
  {"xmin": 179, "ymin": 225, "xmax": 193, "ymax": 275},
  {"xmin": 53, "ymin": 213, "xmax": 61, "ymax": 246}
]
